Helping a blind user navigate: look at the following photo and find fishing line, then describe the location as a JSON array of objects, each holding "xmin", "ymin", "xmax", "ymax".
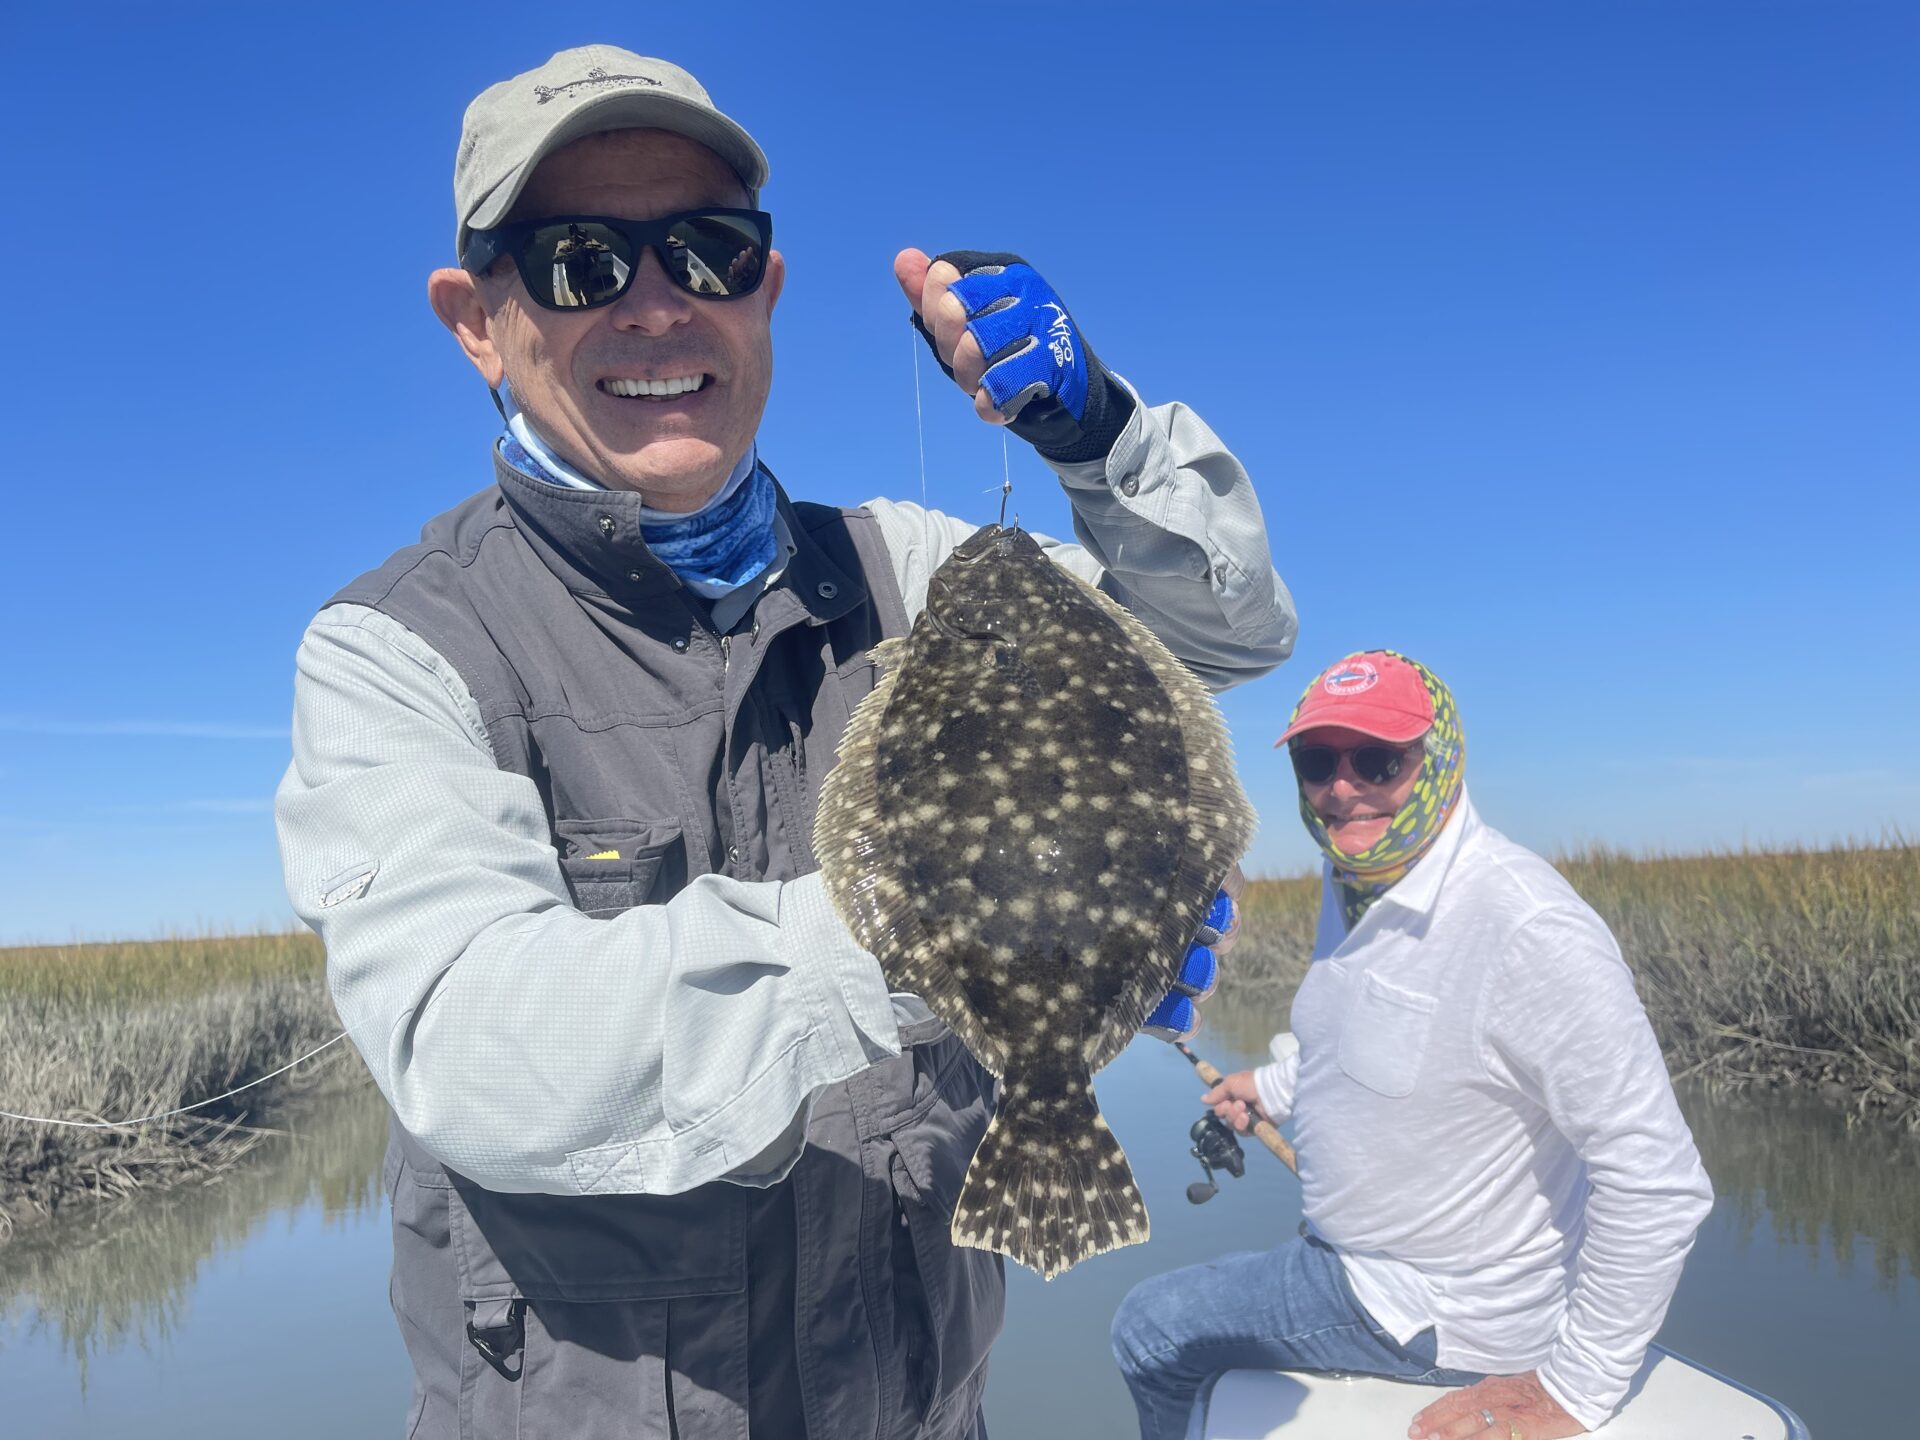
[
  {"xmin": 0, "ymin": 1030, "xmax": 352, "ymax": 1130},
  {"xmin": 910, "ymin": 313, "xmax": 935, "ymax": 592},
  {"xmin": 911, "ymin": 316, "xmax": 930, "ymax": 515},
  {"xmin": 999, "ymin": 428, "xmax": 1013, "ymax": 528}
]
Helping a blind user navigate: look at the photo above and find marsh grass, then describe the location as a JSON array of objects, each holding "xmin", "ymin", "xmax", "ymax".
[
  {"xmin": 0, "ymin": 932, "xmax": 359, "ymax": 1239},
  {"xmin": 1224, "ymin": 842, "xmax": 1920, "ymax": 1129},
  {"xmin": 0, "ymin": 931, "xmax": 323, "ymax": 1006},
  {"xmin": 3, "ymin": 840, "xmax": 1912, "ymax": 1236}
]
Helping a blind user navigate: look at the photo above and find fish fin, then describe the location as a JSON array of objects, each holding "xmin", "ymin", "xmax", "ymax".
[
  {"xmin": 887, "ymin": 936, "xmax": 1009, "ymax": 1075},
  {"xmin": 1060, "ymin": 571, "xmax": 1259, "ymax": 1074},
  {"xmin": 950, "ymin": 1071, "xmax": 1148, "ymax": 1280},
  {"xmin": 815, "ymin": 651, "xmax": 1005, "ymax": 1073},
  {"xmin": 867, "ymin": 635, "xmax": 909, "ymax": 673}
]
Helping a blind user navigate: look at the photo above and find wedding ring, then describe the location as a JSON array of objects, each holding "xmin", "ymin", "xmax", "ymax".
[{"xmin": 1481, "ymin": 1409, "xmax": 1496, "ymax": 1429}]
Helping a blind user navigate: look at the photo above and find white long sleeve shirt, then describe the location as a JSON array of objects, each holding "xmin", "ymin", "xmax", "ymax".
[
  {"xmin": 1252, "ymin": 792, "xmax": 1712, "ymax": 1430},
  {"xmin": 275, "ymin": 397, "xmax": 1294, "ymax": 1199}
]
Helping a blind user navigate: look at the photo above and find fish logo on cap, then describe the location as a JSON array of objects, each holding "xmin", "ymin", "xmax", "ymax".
[
  {"xmin": 1323, "ymin": 660, "xmax": 1380, "ymax": 695},
  {"xmin": 534, "ymin": 68, "xmax": 662, "ymax": 104}
]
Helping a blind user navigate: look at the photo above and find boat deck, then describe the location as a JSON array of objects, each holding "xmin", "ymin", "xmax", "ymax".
[{"xmin": 1192, "ymin": 1344, "xmax": 1810, "ymax": 1438}]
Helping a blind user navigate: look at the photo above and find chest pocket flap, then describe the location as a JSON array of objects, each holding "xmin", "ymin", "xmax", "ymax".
[
  {"xmin": 555, "ymin": 818, "xmax": 686, "ymax": 918},
  {"xmin": 1338, "ymin": 971, "xmax": 1438, "ymax": 1099}
]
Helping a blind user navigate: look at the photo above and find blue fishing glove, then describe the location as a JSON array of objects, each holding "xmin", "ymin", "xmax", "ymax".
[
  {"xmin": 912, "ymin": 251, "xmax": 1136, "ymax": 464},
  {"xmin": 1142, "ymin": 888, "xmax": 1235, "ymax": 1043}
]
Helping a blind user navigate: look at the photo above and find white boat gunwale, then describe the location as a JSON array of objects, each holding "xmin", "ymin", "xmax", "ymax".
[
  {"xmin": 1647, "ymin": 1344, "xmax": 1811, "ymax": 1440},
  {"xmin": 1190, "ymin": 1342, "xmax": 1812, "ymax": 1439}
]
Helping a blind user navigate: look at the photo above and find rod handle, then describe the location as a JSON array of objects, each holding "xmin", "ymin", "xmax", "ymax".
[{"xmin": 1181, "ymin": 1045, "xmax": 1299, "ymax": 1175}]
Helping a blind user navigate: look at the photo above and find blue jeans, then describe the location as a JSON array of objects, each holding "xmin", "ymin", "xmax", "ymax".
[{"xmin": 1110, "ymin": 1236, "xmax": 1484, "ymax": 1440}]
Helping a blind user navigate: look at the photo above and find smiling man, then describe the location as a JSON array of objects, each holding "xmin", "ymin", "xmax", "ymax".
[
  {"xmin": 436, "ymin": 126, "xmax": 776, "ymax": 513},
  {"xmin": 1110, "ymin": 651, "xmax": 1714, "ymax": 1440},
  {"xmin": 273, "ymin": 45, "xmax": 1293, "ymax": 1440}
]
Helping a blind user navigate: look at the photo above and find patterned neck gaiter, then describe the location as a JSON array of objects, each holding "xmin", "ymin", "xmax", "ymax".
[
  {"xmin": 498, "ymin": 409, "xmax": 777, "ymax": 598},
  {"xmin": 636, "ymin": 463, "xmax": 778, "ymax": 597},
  {"xmin": 1293, "ymin": 653, "xmax": 1465, "ymax": 931}
]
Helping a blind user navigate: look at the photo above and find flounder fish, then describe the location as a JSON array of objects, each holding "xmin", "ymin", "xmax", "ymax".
[{"xmin": 815, "ymin": 524, "xmax": 1254, "ymax": 1278}]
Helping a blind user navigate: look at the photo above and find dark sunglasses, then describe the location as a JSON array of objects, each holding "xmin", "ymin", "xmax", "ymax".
[
  {"xmin": 1289, "ymin": 742, "xmax": 1421, "ymax": 787},
  {"xmin": 461, "ymin": 208, "xmax": 774, "ymax": 310}
]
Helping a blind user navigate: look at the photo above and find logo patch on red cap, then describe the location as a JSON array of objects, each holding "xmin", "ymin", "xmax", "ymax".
[{"xmin": 1323, "ymin": 660, "xmax": 1380, "ymax": 696}]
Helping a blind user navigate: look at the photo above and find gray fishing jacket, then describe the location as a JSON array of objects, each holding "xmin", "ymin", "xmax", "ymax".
[{"xmin": 274, "ymin": 397, "xmax": 1294, "ymax": 1438}]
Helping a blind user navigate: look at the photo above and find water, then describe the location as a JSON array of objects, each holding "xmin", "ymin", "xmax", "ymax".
[{"xmin": 1, "ymin": 1038, "xmax": 1911, "ymax": 1439}]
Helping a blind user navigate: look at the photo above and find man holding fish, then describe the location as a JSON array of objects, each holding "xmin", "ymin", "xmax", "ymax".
[{"xmin": 274, "ymin": 44, "xmax": 1292, "ymax": 1440}]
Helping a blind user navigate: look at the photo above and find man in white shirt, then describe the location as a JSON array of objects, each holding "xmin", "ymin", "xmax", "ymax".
[{"xmin": 1110, "ymin": 651, "xmax": 1713, "ymax": 1440}]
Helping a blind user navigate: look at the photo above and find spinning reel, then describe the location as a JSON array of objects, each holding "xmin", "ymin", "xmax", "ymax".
[
  {"xmin": 1173, "ymin": 1040, "xmax": 1299, "ymax": 1202},
  {"xmin": 1185, "ymin": 1112, "xmax": 1247, "ymax": 1204}
]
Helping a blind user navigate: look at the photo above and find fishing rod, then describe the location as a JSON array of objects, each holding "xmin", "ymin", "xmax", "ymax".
[{"xmin": 1173, "ymin": 1040, "xmax": 1297, "ymax": 1204}]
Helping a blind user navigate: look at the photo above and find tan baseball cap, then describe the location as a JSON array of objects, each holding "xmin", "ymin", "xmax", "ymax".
[{"xmin": 453, "ymin": 45, "xmax": 769, "ymax": 261}]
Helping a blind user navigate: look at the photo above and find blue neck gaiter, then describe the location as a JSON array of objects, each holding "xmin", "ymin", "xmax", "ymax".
[
  {"xmin": 497, "ymin": 393, "xmax": 778, "ymax": 597},
  {"xmin": 637, "ymin": 463, "xmax": 778, "ymax": 596}
]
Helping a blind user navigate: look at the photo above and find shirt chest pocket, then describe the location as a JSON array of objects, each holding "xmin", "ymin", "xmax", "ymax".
[
  {"xmin": 1338, "ymin": 972, "xmax": 1438, "ymax": 1099},
  {"xmin": 555, "ymin": 818, "xmax": 687, "ymax": 918}
]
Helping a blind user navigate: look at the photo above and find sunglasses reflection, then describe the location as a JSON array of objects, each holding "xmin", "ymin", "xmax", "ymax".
[
  {"xmin": 538, "ymin": 220, "xmax": 764, "ymax": 307},
  {"xmin": 1289, "ymin": 743, "xmax": 1416, "ymax": 787},
  {"xmin": 552, "ymin": 227, "xmax": 630, "ymax": 306}
]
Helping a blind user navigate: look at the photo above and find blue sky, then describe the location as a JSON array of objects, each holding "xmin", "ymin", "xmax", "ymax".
[{"xmin": 1, "ymin": 3, "xmax": 1914, "ymax": 943}]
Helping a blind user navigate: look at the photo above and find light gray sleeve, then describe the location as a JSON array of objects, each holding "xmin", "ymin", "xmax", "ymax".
[
  {"xmin": 867, "ymin": 388, "xmax": 1297, "ymax": 691},
  {"xmin": 274, "ymin": 604, "xmax": 902, "ymax": 1197}
]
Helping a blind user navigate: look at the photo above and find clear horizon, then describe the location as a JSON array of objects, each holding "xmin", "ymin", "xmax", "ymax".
[{"xmin": 2, "ymin": 3, "xmax": 1915, "ymax": 943}]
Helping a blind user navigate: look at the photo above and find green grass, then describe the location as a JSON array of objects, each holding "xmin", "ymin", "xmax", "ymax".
[{"xmin": 1224, "ymin": 842, "xmax": 1920, "ymax": 1128}]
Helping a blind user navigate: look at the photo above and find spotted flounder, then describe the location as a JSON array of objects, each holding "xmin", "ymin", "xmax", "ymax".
[{"xmin": 815, "ymin": 524, "xmax": 1254, "ymax": 1279}]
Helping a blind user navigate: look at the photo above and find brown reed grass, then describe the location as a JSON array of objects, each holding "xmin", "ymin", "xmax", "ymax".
[
  {"xmin": 0, "ymin": 931, "xmax": 323, "ymax": 1005},
  {"xmin": 3, "ymin": 839, "xmax": 1912, "ymax": 1236},
  {"xmin": 0, "ymin": 931, "xmax": 358, "ymax": 1240}
]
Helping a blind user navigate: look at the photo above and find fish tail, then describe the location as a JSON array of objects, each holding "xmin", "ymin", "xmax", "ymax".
[{"xmin": 949, "ymin": 1070, "xmax": 1148, "ymax": 1280}]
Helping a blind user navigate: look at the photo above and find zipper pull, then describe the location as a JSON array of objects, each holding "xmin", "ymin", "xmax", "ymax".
[{"xmin": 719, "ymin": 633, "xmax": 732, "ymax": 670}]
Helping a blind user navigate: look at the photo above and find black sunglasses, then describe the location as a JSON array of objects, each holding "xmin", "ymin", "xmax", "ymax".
[
  {"xmin": 462, "ymin": 208, "xmax": 774, "ymax": 310},
  {"xmin": 1289, "ymin": 742, "xmax": 1421, "ymax": 787}
]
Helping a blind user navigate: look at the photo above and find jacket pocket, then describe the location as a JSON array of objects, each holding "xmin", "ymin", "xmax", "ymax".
[
  {"xmin": 554, "ymin": 818, "xmax": 686, "ymax": 917},
  {"xmin": 445, "ymin": 1179, "xmax": 749, "ymax": 1440},
  {"xmin": 1337, "ymin": 972, "xmax": 1438, "ymax": 1099}
]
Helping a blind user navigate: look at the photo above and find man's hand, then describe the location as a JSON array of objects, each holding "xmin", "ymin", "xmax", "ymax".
[
  {"xmin": 894, "ymin": 247, "xmax": 1136, "ymax": 464},
  {"xmin": 1142, "ymin": 867, "xmax": 1244, "ymax": 1042},
  {"xmin": 1409, "ymin": 1372, "xmax": 1586, "ymax": 1440},
  {"xmin": 1200, "ymin": 1069, "xmax": 1267, "ymax": 1133}
]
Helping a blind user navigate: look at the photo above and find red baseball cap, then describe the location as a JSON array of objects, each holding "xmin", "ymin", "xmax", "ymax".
[{"xmin": 1275, "ymin": 651, "xmax": 1435, "ymax": 747}]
